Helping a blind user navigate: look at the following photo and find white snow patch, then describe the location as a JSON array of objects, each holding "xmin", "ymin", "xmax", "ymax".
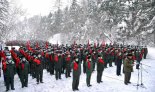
[
  {"xmin": 48, "ymin": 33, "xmax": 61, "ymax": 44},
  {"xmin": 2, "ymin": 46, "xmax": 20, "ymax": 50}
]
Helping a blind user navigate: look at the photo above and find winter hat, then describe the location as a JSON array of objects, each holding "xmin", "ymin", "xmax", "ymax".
[
  {"xmin": 127, "ymin": 53, "xmax": 132, "ymax": 56},
  {"xmin": 98, "ymin": 55, "xmax": 101, "ymax": 57}
]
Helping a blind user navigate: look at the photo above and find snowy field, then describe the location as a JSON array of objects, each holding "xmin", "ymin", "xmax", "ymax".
[{"xmin": 0, "ymin": 47, "xmax": 155, "ymax": 92}]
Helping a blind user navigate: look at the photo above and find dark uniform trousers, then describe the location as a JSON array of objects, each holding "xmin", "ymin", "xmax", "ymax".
[
  {"xmin": 124, "ymin": 72, "xmax": 131, "ymax": 84},
  {"xmin": 86, "ymin": 73, "xmax": 91, "ymax": 86},
  {"xmin": 97, "ymin": 71, "xmax": 103, "ymax": 83},
  {"xmin": 72, "ymin": 74, "xmax": 80, "ymax": 90}
]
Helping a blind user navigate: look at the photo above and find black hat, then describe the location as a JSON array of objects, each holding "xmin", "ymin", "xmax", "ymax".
[
  {"xmin": 5, "ymin": 47, "xmax": 9, "ymax": 50},
  {"xmin": 127, "ymin": 53, "xmax": 132, "ymax": 56},
  {"xmin": 98, "ymin": 55, "xmax": 101, "ymax": 57},
  {"xmin": 73, "ymin": 56, "xmax": 77, "ymax": 60},
  {"xmin": 19, "ymin": 55, "xmax": 24, "ymax": 58},
  {"xmin": 88, "ymin": 56, "xmax": 91, "ymax": 59},
  {"xmin": 11, "ymin": 47, "xmax": 15, "ymax": 49}
]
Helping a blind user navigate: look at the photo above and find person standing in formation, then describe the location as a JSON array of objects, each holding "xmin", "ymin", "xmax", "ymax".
[
  {"xmin": 97, "ymin": 55, "xmax": 105, "ymax": 83},
  {"xmin": 72, "ymin": 57, "xmax": 81, "ymax": 91},
  {"xmin": 54, "ymin": 51, "xmax": 62, "ymax": 80},
  {"xmin": 86, "ymin": 55, "xmax": 93, "ymax": 87},
  {"xmin": 19, "ymin": 56, "xmax": 30, "ymax": 88},
  {"xmin": 34, "ymin": 54, "xmax": 44, "ymax": 84},
  {"xmin": 65, "ymin": 52, "xmax": 71, "ymax": 78},
  {"xmin": 116, "ymin": 51, "xmax": 122, "ymax": 76},
  {"xmin": 5, "ymin": 55, "xmax": 16, "ymax": 91}
]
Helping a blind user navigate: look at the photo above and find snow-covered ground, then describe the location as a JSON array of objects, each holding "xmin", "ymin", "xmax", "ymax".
[{"xmin": 0, "ymin": 47, "xmax": 155, "ymax": 92}]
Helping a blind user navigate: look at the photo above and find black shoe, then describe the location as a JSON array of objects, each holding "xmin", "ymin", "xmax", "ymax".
[
  {"xmin": 22, "ymin": 86, "xmax": 24, "ymax": 88},
  {"xmin": 41, "ymin": 81, "xmax": 44, "ymax": 83},
  {"xmin": 11, "ymin": 88, "xmax": 15, "ymax": 90},
  {"xmin": 76, "ymin": 88, "xmax": 79, "ymax": 90},
  {"xmin": 68, "ymin": 76, "xmax": 71, "ymax": 77},
  {"xmin": 88, "ymin": 84, "xmax": 92, "ymax": 87},
  {"xmin": 59, "ymin": 78, "xmax": 62, "ymax": 79},
  {"xmin": 100, "ymin": 81, "xmax": 103, "ymax": 83},
  {"xmin": 25, "ymin": 85, "xmax": 28, "ymax": 87},
  {"xmin": 6, "ymin": 89, "xmax": 9, "ymax": 91},
  {"xmin": 37, "ymin": 82, "xmax": 39, "ymax": 84},
  {"xmin": 128, "ymin": 82, "xmax": 131, "ymax": 84},
  {"xmin": 125, "ymin": 83, "xmax": 128, "ymax": 85}
]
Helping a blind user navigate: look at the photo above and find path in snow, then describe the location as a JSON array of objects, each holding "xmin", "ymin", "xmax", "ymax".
[{"xmin": 0, "ymin": 47, "xmax": 155, "ymax": 92}]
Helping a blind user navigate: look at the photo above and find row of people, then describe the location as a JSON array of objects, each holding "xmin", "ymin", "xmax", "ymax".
[{"xmin": 0, "ymin": 43, "xmax": 148, "ymax": 91}]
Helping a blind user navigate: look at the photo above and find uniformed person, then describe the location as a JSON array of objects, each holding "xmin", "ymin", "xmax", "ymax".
[
  {"xmin": 65, "ymin": 53, "xmax": 71, "ymax": 78},
  {"xmin": 97, "ymin": 55, "xmax": 105, "ymax": 83},
  {"xmin": 72, "ymin": 56, "xmax": 81, "ymax": 91},
  {"xmin": 92, "ymin": 50, "xmax": 97, "ymax": 71},
  {"xmin": 5, "ymin": 56, "xmax": 16, "ymax": 91},
  {"xmin": 86, "ymin": 55, "xmax": 93, "ymax": 87},
  {"xmin": 54, "ymin": 51, "xmax": 62, "ymax": 80},
  {"xmin": 34, "ymin": 54, "xmax": 44, "ymax": 84},
  {"xmin": 143, "ymin": 46, "xmax": 148, "ymax": 59},
  {"xmin": 124, "ymin": 53, "xmax": 134, "ymax": 85},
  {"xmin": 49, "ymin": 51, "xmax": 55, "ymax": 75},
  {"xmin": 19, "ymin": 56, "xmax": 30, "ymax": 88},
  {"xmin": 116, "ymin": 51, "xmax": 122, "ymax": 76}
]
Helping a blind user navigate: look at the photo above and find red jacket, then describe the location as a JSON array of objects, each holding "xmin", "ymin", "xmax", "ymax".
[
  {"xmin": 15, "ymin": 57, "xmax": 20, "ymax": 68},
  {"xmin": 54, "ymin": 55, "xmax": 59, "ymax": 62},
  {"xmin": 98, "ymin": 58, "xmax": 105, "ymax": 64},
  {"xmin": 73, "ymin": 62, "xmax": 78, "ymax": 71},
  {"xmin": 34, "ymin": 59, "xmax": 41, "ymax": 65},
  {"xmin": 66, "ymin": 57, "xmax": 71, "ymax": 62}
]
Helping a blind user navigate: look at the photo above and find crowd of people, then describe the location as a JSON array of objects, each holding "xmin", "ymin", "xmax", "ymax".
[{"xmin": 0, "ymin": 42, "xmax": 148, "ymax": 91}]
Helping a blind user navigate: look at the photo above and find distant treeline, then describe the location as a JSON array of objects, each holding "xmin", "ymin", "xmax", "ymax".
[{"xmin": 5, "ymin": 40, "xmax": 48, "ymax": 47}]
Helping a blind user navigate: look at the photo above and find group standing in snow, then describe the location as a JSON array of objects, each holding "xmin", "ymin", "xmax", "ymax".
[{"xmin": 0, "ymin": 42, "xmax": 148, "ymax": 91}]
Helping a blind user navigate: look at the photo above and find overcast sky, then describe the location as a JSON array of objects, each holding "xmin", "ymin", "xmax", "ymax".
[{"xmin": 14, "ymin": 0, "xmax": 73, "ymax": 17}]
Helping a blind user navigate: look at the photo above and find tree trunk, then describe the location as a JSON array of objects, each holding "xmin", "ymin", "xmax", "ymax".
[
  {"xmin": 137, "ymin": 36, "xmax": 140, "ymax": 46},
  {"xmin": 154, "ymin": 31, "xmax": 155, "ymax": 46}
]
